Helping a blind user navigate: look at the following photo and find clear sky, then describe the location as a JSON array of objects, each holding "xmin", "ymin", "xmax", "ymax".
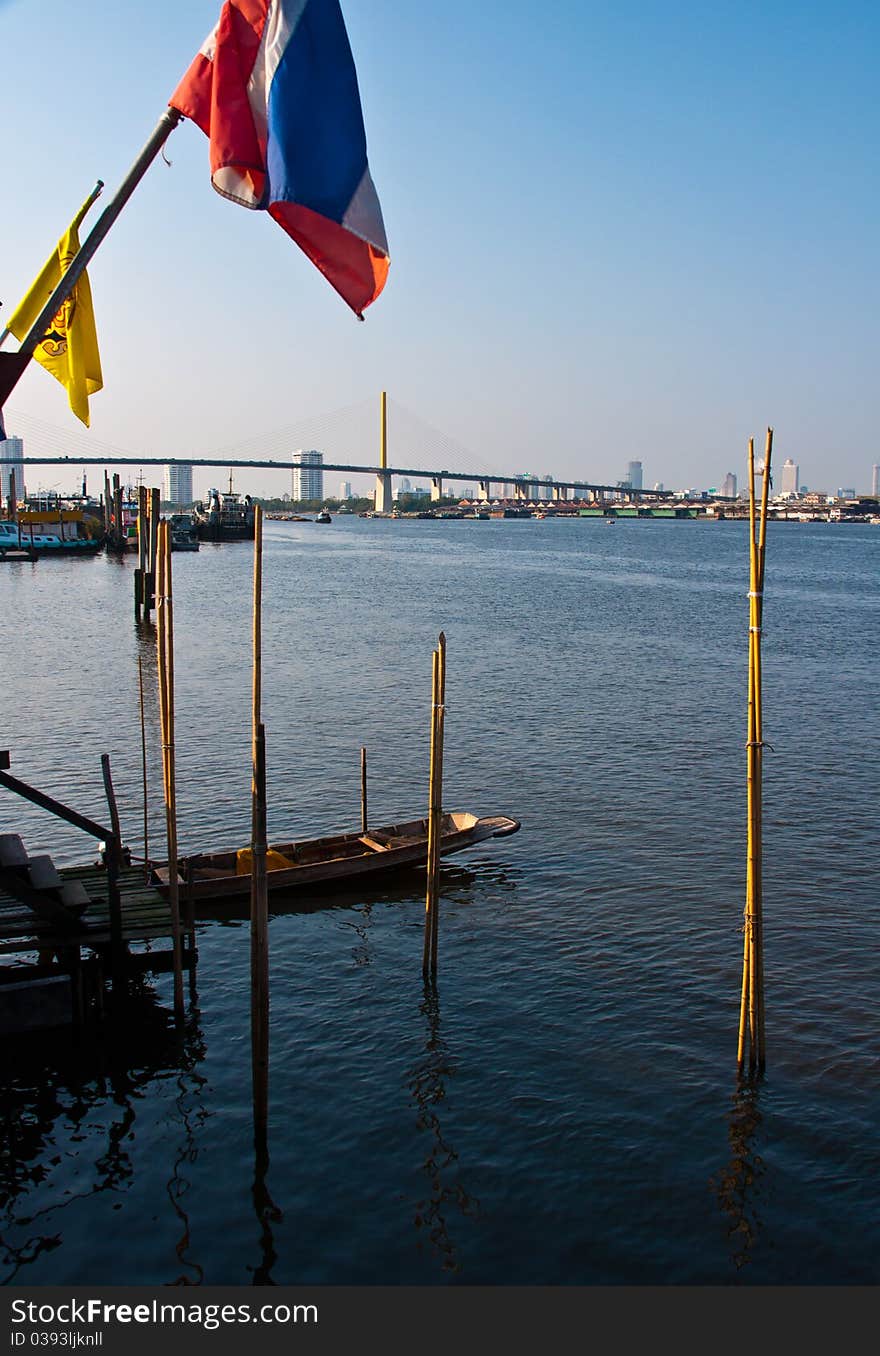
[{"xmin": 2, "ymin": 0, "xmax": 878, "ymax": 499}]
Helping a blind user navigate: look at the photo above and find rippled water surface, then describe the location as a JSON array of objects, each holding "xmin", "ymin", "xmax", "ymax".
[{"xmin": 1, "ymin": 517, "xmax": 878, "ymax": 1284}]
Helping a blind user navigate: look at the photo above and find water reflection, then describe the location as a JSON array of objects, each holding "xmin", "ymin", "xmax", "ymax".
[
  {"xmin": 712, "ymin": 1078, "xmax": 766, "ymax": 1275},
  {"xmin": 247, "ymin": 1142, "xmax": 282, "ymax": 1286},
  {"xmin": 0, "ymin": 980, "xmax": 207, "ymax": 1284},
  {"xmin": 166, "ymin": 1025, "xmax": 209, "ymax": 1286},
  {"xmin": 407, "ymin": 981, "xmax": 478, "ymax": 1275}
]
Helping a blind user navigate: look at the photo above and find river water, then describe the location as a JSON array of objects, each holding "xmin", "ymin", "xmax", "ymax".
[{"xmin": 1, "ymin": 516, "xmax": 877, "ymax": 1285}]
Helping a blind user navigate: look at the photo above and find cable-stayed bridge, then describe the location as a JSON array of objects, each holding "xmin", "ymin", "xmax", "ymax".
[{"xmin": 7, "ymin": 394, "xmax": 670, "ymax": 504}]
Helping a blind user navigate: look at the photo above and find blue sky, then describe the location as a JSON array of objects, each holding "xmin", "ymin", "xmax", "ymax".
[{"xmin": 2, "ymin": 0, "xmax": 877, "ymax": 498}]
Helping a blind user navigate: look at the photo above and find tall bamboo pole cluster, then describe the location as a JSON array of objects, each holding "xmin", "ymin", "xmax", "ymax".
[
  {"xmin": 249, "ymin": 506, "xmax": 270, "ymax": 1146},
  {"xmin": 156, "ymin": 519, "xmax": 185, "ymax": 1021},
  {"xmin": 737, "ymin": 429, "xmax": 773, "ymax": 1071},
  {"xmin": 422, "ymin": 632, "xmax": 447, "ymax": 977}
]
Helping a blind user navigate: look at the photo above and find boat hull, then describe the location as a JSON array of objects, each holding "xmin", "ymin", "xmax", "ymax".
[{"xmin": 150, "ymin": 811, "xmax": 519, "ymax": 905}]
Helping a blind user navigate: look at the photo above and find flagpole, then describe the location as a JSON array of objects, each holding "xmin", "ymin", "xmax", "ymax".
[
  {"xmin": 0, "ymin": 108, "xmax": 181, "ymax": 404},
  {"xmin": 0, "ymin": 180, "xmax": 106, "ymax": 351}
]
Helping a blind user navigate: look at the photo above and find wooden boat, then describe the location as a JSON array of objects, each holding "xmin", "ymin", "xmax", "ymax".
[{"xmin": 150, "ymin": 810, "xmax": 520, "ymax": 904}]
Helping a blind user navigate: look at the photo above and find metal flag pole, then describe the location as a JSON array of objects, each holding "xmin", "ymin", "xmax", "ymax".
[{"xmin": 0, "ymin": 108, "xmax": 182, "ymax": 407}]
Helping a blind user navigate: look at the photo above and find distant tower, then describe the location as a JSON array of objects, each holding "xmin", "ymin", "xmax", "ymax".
[
  {"xmin": 292, "ymin": 450, "xmax": 324, "ymax": 501},
  {"xmin": 872, "ymin": 464, "xmax": 879, "ymax": 497},
  {"xmin": 164, "ymin": 463, "xmax": 193, "ymax": 505},
  {"xmin": 339, "ymin": 480, "xmax": 352, "ymax": 500},
  {"xmin": 627, "ymin": 460, "xmax": 643, "ymax": 491},
  {"xmin": 0, "ymin": 434, "xmax": 26, "ymax": 504},
  {"xmin": 722, "ymin": 472, "xmax": 737, "ymax": 498},
  {"xmin": 780, "ymin": 458, "xmax": 799, "ymax": 495}
]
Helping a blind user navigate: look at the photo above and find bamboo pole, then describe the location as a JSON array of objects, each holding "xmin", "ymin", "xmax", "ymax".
[
  {"xmin": 430, "ymin": 634, "xmax": 447, "ymax": 970},
  {"xmin": 737, "ymin": 430, "xmax": 772, "ymax": 1071},
  {"xmin": 422, "ymin": 633, "xmax": 446, "ymax": 976},
  {"xmin": 250, "ymin": 505, "xmax": 269, "ymax": 1146},
  {"xmin": 753, "ymin": 428, "xmax": 772, "ymax": 1067},
  {"xmin": 251, "ymin": 723, "xmax": 269, "ymax": 1146},
  {"xmin": 157, "ymin": 520, "xmax": 185, "ymax": 1021},
  {"xmin": 138, "ymin": 653, "xmax": 149, "ymax": 874},
  {"xmin": 422, "ymin": 649, "xmax": 440, "ymax": 976},
  {"xmin": 360, "ymin": 746, "xmax": 368, "ymax": 833}
]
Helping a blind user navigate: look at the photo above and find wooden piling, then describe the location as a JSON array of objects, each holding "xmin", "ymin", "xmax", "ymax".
[
  {"xmin": 113, "ymin": 475, "xmax": 122, "ymax": 552},
  {"xmin": 422, "ymin": 632, "xmax": 446, "ymax": 977},
  {"xmin": 135, "ymin": 485, "xmax": 148, "ymax": 618},
  {"xmin": 148, "ymin": 487, "xmax": 160, "ymax": 616},
  {"xmin": 361, "ymin": 746, "xmax": 368, "ymax": 834},
  {"xmin": 250, "ymin": 505, "xmax": 269, "ymax": 1146},
  {"xmin": 156, "ymin": 521, "xmax": 185, "ymax": 1021},
  {"xmin": 737, "ymin": 429, "xmax": 772, "ymax": 1071}
]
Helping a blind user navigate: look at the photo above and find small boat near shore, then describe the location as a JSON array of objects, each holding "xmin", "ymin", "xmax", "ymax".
[
  {"xmin": 168, "ymin": 513, "xmax": 200, "ymax": 551},
  {"xmin": 150, "ymin": 810, "xmax": 520, "ymax": 906}
]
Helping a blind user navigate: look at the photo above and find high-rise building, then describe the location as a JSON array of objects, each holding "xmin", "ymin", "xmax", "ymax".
[
  {"xmin": 780, "ymin": 458, "xmax": 799, "ymax": 495},
  {"xmin": 292, "ymin": 450, "xmax": 323, "ymax": 501},
  {"xmin": 1, "ymin": 435, "xmax": 26, "ymax": 504},
  {"xmin": 836, "ymin": 487, "xmax": 856, "ymax": 500},
  {"xmin": 872, "ymin": 465, "xmax": 879, "ymax": 497},
  {"xmin": 339, "ymin": 480, "xmax": 352, "ymax": 500},
  {"xmin": 398, "ymin": 477, "xmax": 412, "ymax": 495},
  {"xmin": 164, "ymin": 463, "xmax": 193, "ymax": 505},
  {"xmin": 722, "ymin": 472, "xmax": 737, "ymax": 498},
  {"xmin": 627, "ymin": 460, "xmax": 643, "ymax": 491}
]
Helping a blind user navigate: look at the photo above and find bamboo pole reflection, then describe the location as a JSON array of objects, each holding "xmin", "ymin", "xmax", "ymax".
[
  {"xmin": 165, "ymin": 1014, "xmax": 208, "ymax": 1286},
  {"xmin": 712, "ymin": 1079, "xmax": 765, "ymax": 1274},
  {"xmin": 248, "ymin": 1140, "xmax": 282, "ymax": 1285},
  {"xmin": 407, "ymin": 981, "xmax": 478, "ymax": 1275}
]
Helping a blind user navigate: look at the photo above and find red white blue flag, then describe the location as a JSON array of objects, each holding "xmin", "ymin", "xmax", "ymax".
[{"xmin": 170, "ymin": 0, "xmax": 389, "ymax": 318}]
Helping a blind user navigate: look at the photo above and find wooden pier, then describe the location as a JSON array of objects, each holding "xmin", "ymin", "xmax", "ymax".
[{"xmin": 0, "ymin": 835, "xmax": 196, "ymax": 1033}]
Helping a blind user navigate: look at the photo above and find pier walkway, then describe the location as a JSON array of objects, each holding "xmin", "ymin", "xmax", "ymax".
[{"xmin": 0, "ymin": 841, "xmax": 195, "ymax": 1032}]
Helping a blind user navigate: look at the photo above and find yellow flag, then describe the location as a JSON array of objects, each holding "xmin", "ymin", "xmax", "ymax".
[{"xmin": 7, "ymin": 194, "xmax": 103, "ymax": 426}]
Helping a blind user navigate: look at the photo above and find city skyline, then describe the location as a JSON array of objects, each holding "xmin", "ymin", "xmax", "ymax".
[{"xmin": 2, "ymin": 2, "xmax": 877, "ymax": 498}]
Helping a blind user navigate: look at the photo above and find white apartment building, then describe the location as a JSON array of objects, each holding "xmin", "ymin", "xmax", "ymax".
[
  {"xmin": 165, "ymin": 463, "xmax": 193, "ymax": 505},
  {"xmin": 780, "ymin": 458, "xmax": 799, "ymax": 495},
  {"xmin": 292, "ymin": 450, "xmax": 323, "ymax": 501},
  {"xmin": 1, "ymin": 435, "xmax": 26, "ymax": 504}
]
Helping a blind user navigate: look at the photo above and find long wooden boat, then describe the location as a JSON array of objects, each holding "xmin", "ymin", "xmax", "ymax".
[{"xmin": 150, "ymin": 810, "xmax": 520, "ymax": 904}]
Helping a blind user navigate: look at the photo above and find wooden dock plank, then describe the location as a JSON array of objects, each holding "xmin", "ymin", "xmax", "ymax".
[{"xmin": 0, "ymin": 861, "xmax": 177, "ymax": 952}]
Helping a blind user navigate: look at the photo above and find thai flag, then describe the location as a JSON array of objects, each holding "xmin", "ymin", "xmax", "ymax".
[{"xmin": 170, "ymin": 0, "xmax": 389, "ymax": 318}]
